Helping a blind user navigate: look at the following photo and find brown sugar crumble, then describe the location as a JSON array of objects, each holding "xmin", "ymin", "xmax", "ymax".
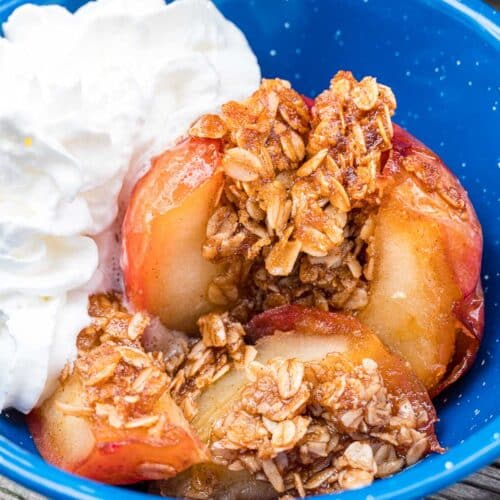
[
  {"xmin": 58, "ymin": 294, "xmax": 170, "ymax": 433},
  {"xmin": 169, "ymin": 312, "xmax": 255, "ymax": 421},
  {"xmin": 157, "ymin": 313, "xmax": 432, "ymax": 498},
  {"xmin": 207, "ymin": 351, "xmax": 430, "ymax": 497},
  {"xmin": 190, "ymin": 71, "xmax": 397, "ymax": 321}
]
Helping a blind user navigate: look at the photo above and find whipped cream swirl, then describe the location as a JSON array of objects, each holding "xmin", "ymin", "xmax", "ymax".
[{"xmin": 0, "ymin": 0, "xmax": 260, "ymax": 412}]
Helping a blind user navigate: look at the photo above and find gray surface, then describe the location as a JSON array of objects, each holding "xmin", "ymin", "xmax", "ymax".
[
  {"xmin": 1, "ymin": 462, "xmax": 499, "ymax": 499},
  {"xmin": 429, "ymin": 461, "xmax": 500, "ymax": 500}
]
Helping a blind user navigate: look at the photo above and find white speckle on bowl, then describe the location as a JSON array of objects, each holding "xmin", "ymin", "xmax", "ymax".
[
  {"xmin": 366, "ymin": 496, "xmax": 375, "ymax": 500},
  {"xmin": 405, "ymin": 70, "xmax": 411, "ymax": 77},
  {"xmin": 481, "ymin": 359, "xmax": 486, "ymax": 366},
  {"xmin": 295, "ymin": 48, "xmax": 302, "ymax": 55},
  {"xmin": 468, "ymin": 80, "xmax": 473, "ymax": 86},
  {"xmin": 294, "ymin": 73, "xmax": 301, "ymax": 80},
  {"xmin": 474, "ymin": 409, "xmax": 481, "ymax": 416},
  {"xmin": 434, "ymin": 67, "xmax": 440, "ymax": 73},
  {"xmin": 456, "ymin": 59, "xmax": 462, "ymax": 66},
  {"xmin": 284, "ymin": 21, "xmax": 290, "ymax": 29},
  {"xmin": 445, "ymin": 461, "xmax": 454, "ymax": 470},
  {"xmin": 493, "ymin": 105, "xmax": 497, "ymax": 111},
  {"xmin": 494, "ymin": 432, "xmax": 500, "ymax": 440},
  {"xmin": 394, "ymin": 50, "xmax": 400, "ymax": 57},
  {"xmin": 484, "ymin": 274, "xmax": 490, "ymax": 280},
  {"xmin": 270, "ymin": 49, "xmax": 277, "ymax": 57}
]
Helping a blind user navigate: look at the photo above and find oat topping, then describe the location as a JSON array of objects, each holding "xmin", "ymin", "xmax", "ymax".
[
  {"xmin": 194, "ymin": 320, "xmax": 431, "ymax": 497},
  {"xmin": 155, "ymin": 307, "xmax": 433, "ymax": 497},
  {"xmin": 192, "ymin": 71, "xmax": 396, "ymax": 320},
  {"xmin": 168, "ymin": 312, "xmax": 252, "ymax": 420},
  {"xmin": 60, "ymin": 294, "xmax": 170, "ymax": 432}
]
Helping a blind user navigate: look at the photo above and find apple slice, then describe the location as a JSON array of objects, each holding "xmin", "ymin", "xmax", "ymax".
[
  {"xmin": 27, "ymin": 294, "xmax": 209, "ymax": 485},
  {"xmin": 360, "ymin": 125, "xmax": 483, "ymax": 394},
  {"xmin": 28, "ymin": 373, "xmax": 208, "ymax": 485},
  {"xmin": 162, "ymin": 306, "xmax": 442, "ymax": 498},
  {"xmin": 163, "ymin": 306, "xmax": 439, "ymax": 497},
  {"xmin": 122, "ymin": 137, "xmax": 224, "ymax": 334}
]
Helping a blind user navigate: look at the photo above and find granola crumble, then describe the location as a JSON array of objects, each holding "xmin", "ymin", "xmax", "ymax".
[
  {"xmin": 168, "ymin": 312, "xmax": 252, "ymax": 420},
  {"xmin": 155, "ymin": 307, "xmax": 434, "ymax": 497},
  {"xmin": 192, "ymin": 71, "xmax": 396, "ymax": 320},
  {"xmin": 60, "ymin": 294, "xmax": 170, "ymax": 433},
  {"xmin": 194, "ymin": 318, "xmax": 430, "ymax": 497}
]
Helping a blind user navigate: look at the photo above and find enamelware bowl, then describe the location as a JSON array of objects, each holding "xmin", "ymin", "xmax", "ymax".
[{"xmin": 0, "ymin": 1, "xmax": 499, "ymax": 499}]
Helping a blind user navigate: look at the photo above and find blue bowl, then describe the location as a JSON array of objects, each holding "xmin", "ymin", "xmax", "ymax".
[{"xmin": 0, "ymin": 1, "xmax": 499, "ymax": 499}]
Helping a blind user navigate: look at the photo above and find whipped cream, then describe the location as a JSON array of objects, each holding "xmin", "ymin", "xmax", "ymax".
[{"xmin": 0, "ymin": 0, "xmax": 260, "ymax": 413}]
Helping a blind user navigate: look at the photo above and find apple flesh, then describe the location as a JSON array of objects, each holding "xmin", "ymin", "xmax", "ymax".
[
  {"xmin": 360, "ymin": 124, "xmax": 483, "ymax": 395},
  {"xmin": 122, "ymin": 138, "xmax": 224, "ymax": 334},
  {"xmin": 27, "ymin": 370, "xmax": 209, "ymax": 484}
]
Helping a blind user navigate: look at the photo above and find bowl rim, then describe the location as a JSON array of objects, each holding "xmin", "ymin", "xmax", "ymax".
[{"xmin": 0, "ymin": 0, "xmax": 499, "ymax": 498}]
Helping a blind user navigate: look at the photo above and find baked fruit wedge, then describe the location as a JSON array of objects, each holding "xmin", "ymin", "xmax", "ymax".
[
  {"xmin": 122, "ymin": 137, "xmax": 224, "ymax": 334},
  {"xmin": 359, "ymin": 124, "xmax": 483, "ymax": 394},
  {"xmin": 27, "ymin": 295, "xmax": 208, "ymax": 484}
]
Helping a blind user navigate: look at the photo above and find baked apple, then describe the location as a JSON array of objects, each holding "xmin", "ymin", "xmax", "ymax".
[
  {"xmin": 27, "ymin": 295, "xmax": 208, "ymax": 484},
  {"xmin": 121, "ymin": 72, "xmax": 483, "ymax": 395},
  {"xmin": 156, "ymin": 307, "xmax": 440, "ymax": 497}
]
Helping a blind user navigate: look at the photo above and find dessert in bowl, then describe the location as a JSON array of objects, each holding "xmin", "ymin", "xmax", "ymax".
[{"xmin": 0, "ymin": 0, "xmax": 498, "ymax": 499}]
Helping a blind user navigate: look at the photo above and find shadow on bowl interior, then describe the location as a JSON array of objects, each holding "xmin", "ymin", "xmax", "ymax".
[{"xmin": 0, "ymin": 0, "xmax": 499, "ymax": 499}]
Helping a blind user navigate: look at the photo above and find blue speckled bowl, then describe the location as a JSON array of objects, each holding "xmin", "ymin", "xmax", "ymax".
[{"xmin": 0, "ymin": 1, "xmax": 499, "ymax": 499}]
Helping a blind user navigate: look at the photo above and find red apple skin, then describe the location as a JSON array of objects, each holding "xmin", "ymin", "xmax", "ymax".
[
  {"xmin": 246, "ymin": 305, "xmax": 441, "ymax": 449},
  {"xmin": 387, "ymin": 125, "xmax": 484, "ymax": 396},
  {"xmin": 122, "ymin": 137, "xmax": 224, "ymax": 334},
  {"xmin": 301, "ymin": 95, "xmax": 315, "ymax": 109}
]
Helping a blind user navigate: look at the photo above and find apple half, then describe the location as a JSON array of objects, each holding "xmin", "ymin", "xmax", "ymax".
[
  {"xmin": 122, "ymin": 107, "xmax": 483, "ymax": 395},
  {"xmin": 155, "ymin": 306, "xmax": 441, "ymax": 498}
]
